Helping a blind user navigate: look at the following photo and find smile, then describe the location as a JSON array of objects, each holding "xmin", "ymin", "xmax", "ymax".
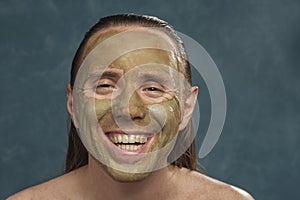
[{"xmin": 106, "ymin": 132, "xmax": 153, "ymax": 153}]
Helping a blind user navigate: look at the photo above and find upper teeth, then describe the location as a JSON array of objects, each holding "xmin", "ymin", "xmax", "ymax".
[{"xmin": 109, "ymin": 134, "xmax": 148, "ymax": 144}]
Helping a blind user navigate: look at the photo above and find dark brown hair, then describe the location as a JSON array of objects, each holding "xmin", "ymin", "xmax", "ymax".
[{"xmin": 65, "ymin": 13, "xmax": 199, "ymax": 173}]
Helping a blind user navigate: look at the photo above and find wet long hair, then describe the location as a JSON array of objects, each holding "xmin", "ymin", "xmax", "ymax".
[{"xmin": 65, "ymin": 13, "xmax": 199, "ymax": 173}]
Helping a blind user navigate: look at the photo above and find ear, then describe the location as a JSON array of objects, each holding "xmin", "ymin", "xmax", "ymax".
[
  {"xmin": 66, "ymin": 84, "xmax": 78, "ymax": 128},
  {"xmin": 178, "ymin": 86, "xmax": 198, "ymax": 131}
]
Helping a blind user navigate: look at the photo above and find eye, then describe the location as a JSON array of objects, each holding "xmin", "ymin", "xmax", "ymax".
[
  {"xmin": 142, "ymin": 84, "xmax": 165, "ymax": 98},
  {"xmin": 146, "ymin": 87, "xmax": 160, "ymax": 92},
  {"xmin": 96, "ymin": 79, "xmax": 116, "ymax": 95},
  {"xmin": 98, "ymin": 83, "xmax": 112, "ymax": 88}
]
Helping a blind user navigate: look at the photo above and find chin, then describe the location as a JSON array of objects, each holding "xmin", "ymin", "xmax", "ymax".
[{"xmin": 105, "ymin": 165, "xmax": 152, "ymax": 183}]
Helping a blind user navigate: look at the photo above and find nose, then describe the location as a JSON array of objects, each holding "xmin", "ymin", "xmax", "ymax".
[
  {"xmin": 113, "ymin": 90, "xmax": 147, "ymax": 121},
  {"xmin": 128, "ymin": 91, "xmax": 147, "ymax": 120}
]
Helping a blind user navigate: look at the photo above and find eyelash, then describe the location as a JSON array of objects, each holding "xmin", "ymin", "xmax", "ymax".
[
  {"xmin": 95, "ymin": 80, "xmax": 116, "ymax": 95},
  {"xmin": 144, "ymin": 87, "xmax": 162, "ymax": 92},
  {"xmin": 97, "ymin": 83, "xmax": 114, "ymax": 88}
]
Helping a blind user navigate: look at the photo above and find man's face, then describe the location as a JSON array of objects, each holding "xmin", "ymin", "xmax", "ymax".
[{"xmin": 72, "ymin": 28, "xmax": 190, "ymax": 182}]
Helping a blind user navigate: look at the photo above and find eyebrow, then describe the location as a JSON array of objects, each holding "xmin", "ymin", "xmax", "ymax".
[
  {"xmin": 89, "ymin": 68, "xmax": 124, "ymax": 79},
  {"xmin": 137, "ymin": 72, "xmax": 173, "ymax": 86}
]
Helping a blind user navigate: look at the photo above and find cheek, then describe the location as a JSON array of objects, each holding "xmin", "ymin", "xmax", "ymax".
[
  {"xmin": 94, "ymin": 99, "xmax": 112, "ymax": 120},
  {"xmin": 163, "ymin": 100, "xmax": 181, "ymax": 145},
  {"xmin": 149, "ymin": 99, "xmax": 181, "ymax": 152},
  {"xmin": 165, "ymin": 98, "xmax": 181, "ymax": 125},
  {"xmin": 158, "ymin": 98, "xmax": 181, "ymax": 134}
]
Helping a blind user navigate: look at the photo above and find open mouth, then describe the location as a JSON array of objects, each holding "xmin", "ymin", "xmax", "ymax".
[{"xmin": 106, "ymin": 133, "xmax": 151, "ymax": 152}]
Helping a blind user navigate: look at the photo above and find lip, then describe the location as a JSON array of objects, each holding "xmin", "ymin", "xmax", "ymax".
[{"xmin": 104, "ymin": 130, "xmax": 155, "ymax": 157}]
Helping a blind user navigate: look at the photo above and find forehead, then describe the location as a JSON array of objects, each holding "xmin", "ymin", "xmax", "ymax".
[
  {"xmin": 82, "ymin": 26, "xmax": 178, "ymax": 71},
  {"xmin": 85, "ymin": 26, "xmax": 176, "ymax": 56},
  {"xmin": 108, "ymin": 48, "xmax": 176, "ymax": 74}
]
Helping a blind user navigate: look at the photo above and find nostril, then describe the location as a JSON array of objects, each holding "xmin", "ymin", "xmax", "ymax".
[
  {"xmin": 130, "ymin": 109, "xmax": 146, "ymax": 120},
  {"xmin": 128, "ymin": 103, "xmax": 147, "ymax": 119}
]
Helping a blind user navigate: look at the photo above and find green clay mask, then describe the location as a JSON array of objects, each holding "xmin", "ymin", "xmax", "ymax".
[{"xmin": 72, "ymin": 28, "xmax": 195, "ymax": 180}]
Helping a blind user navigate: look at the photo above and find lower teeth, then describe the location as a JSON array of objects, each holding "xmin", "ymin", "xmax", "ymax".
[{"xmin": 115, "ymin": 144, "xmax": 143, "ymax": 151}]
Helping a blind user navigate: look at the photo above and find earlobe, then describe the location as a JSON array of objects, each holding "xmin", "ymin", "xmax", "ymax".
[{"xmin": 178, "ymin": 86, "xmax": 198, "ymax": 131}]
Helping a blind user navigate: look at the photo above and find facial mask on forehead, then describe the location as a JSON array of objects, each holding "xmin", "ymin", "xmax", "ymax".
[{"xmin": 72, "ymin": 28, "xmax": 195, "ymax": 173}]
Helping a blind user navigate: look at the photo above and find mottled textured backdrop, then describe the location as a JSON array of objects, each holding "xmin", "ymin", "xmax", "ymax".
[{"xmin": 1, "ymin": 0, "xmax": 299, "ymax": 199}]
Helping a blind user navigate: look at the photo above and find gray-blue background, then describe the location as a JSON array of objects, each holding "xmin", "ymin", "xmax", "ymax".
[{"xmin": 1, "ymin": 0, "xmax": 299, "ymax": 199}]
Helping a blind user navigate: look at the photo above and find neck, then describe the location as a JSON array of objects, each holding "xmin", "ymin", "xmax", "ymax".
[{"xmin": 80, "ymin": 154, "xmax": 178, "ymax": 200}]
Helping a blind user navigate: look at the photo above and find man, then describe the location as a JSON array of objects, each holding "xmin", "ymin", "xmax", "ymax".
[{"xmin": 8, "ymin": 14, "xmax": 254, "ymax": 200}]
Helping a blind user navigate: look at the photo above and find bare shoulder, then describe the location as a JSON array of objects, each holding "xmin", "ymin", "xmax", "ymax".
[
  {"xmin": 7, "ymin": 166, "xmax": 86, "ymax": 200},
  {"xmin": 174, "ymin": 167, "xmax": 255, "ymax": 200}
]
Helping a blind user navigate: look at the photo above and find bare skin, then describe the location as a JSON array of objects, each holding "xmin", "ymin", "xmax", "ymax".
[{"xmin": 8, "ymin": 155, "xmax": 254, "ymax": 200}]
